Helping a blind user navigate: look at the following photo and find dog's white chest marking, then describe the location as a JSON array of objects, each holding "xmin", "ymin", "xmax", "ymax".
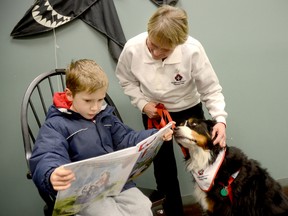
[
  {"xmin": 190, "ymin": 149, "xmax": 226, "ymax": 191},
  {"xmin": 186, "ymin": 147, "xmax": 211, "ymax": 172},
  {"xmin": 194, "ymin": 185, "xmax": 209, "ymax": 210}
]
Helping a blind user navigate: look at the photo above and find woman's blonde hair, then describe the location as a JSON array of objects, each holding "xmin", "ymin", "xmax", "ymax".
[
  {"xmin": 66, "ymin": 59, "xmax": 109, "ymax": 96},
  {"xmin": 147, "ymin": 5, "xmax": 188, "ymax": 49}
]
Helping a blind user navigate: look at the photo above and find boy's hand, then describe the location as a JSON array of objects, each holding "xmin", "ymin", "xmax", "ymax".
[
  {"xmin": 50, "ymin": 166, "xmax": 75, "ymax": 191},
  {"xmin": 162, "ymin": 128, "xmax": 173, "ymax": 141}
]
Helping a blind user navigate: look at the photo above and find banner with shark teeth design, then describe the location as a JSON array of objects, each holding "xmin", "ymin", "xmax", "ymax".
[
  {"xmin": 150, "ymin": 0, "xmax": 178, "ymax": 6},
  {"xmin": 10, "ymin": 0, "xmax": 126, "ymax": 61}
]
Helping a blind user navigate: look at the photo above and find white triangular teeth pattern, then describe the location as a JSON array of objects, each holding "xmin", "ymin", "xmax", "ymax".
[{"xmin": 32, "ymin": 0, "xmax": 72, "ymax": 28}]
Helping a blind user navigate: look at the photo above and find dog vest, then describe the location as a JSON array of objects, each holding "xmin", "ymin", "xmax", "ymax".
[{"xmin": 191, "ymin": 149, "xmax": 226, "ymax": 192}]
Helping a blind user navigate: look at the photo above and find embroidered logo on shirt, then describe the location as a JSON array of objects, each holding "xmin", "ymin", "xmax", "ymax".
[
  {"xmin": 171, "ymin": 70, "xmax": 185, "ymax": 85},
  {"xmin": 175, "ymin": 74, "xmax": 182, "ymax": 81}
]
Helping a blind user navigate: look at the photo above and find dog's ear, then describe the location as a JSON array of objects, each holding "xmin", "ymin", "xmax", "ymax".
[{"xmin": 205, "ymin": 119, "xmax": 217, "ymax": 133}]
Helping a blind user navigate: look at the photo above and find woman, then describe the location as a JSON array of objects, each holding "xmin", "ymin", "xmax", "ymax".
[{"xmin": 116, "ymin": 5, "xmax": 227, "ymax": 216}]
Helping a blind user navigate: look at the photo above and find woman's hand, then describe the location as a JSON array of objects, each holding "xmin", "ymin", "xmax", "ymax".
[
  {"xmin": 143, "ymin": 102, "xmax": 159, "ymax": 119},
  {"xmin": 212, "ymin": 122, "xmax": 226, "ymax": 147}
]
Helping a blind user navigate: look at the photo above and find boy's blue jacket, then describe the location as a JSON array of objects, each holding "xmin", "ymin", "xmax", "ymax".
[{"xmin": 29, "ymin": 93, "xmax": 157, "ymax": 199}]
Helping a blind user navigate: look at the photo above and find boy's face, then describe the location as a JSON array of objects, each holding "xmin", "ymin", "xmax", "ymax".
[{"xmin": 66, "ymin": 87, "xmax": 106, "ymax": 120}]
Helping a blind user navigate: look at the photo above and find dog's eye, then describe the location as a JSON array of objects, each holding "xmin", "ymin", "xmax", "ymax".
[{"xmin": 188, "ymin": 122, "xmax": 197, "ymax": 127}]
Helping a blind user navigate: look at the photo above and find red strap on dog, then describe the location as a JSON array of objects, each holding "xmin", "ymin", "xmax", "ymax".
[
  {"xmin": 219, "ymin": 170, "xmax": 240, "ymax": 204},
  {"xmin": 147, "ymin": 103, "xmax": 188, "ymax": 158}
]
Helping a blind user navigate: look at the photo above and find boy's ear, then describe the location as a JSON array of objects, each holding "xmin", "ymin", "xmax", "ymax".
[{"xmin": 65, "ymin": 88, "xmax": 73, "ymax": 101}]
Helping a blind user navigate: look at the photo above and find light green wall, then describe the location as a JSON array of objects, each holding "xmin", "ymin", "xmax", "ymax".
[{"xmin": 1, "ymin": 0, "xmax": 287, "ymax": 215}]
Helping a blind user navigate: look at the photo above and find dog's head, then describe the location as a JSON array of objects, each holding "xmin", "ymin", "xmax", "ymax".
[
  {"xmin": 174, "ymin": 118, "xmax": 222, "ymax": 162},
  {"xmin": 174, "ymin": 118, "xmax": 215, "ymax": 149}
]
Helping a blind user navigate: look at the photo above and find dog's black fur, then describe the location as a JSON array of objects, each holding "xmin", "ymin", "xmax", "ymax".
[{"xmin": 174, "ymin": 118, "xmax": 288, "ymax": 216}]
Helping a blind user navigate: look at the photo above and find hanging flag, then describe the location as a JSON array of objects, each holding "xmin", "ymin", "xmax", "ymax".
[
  {"xmin": 150, "ymin": 0, "xmax": 178, "ymax": 6},
  {"xmin": 10, "ymin": 0, "xmax": 126, "ymax": 61}
]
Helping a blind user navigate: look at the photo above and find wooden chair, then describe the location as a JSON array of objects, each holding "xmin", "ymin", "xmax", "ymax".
[{"xmin": 20, "ymin": 69, "xmax": 164, "ymax": 216}]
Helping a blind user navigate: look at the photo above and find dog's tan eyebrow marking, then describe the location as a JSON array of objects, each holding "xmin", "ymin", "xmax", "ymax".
[{"xmin": 191, "ymin": 130, "xmax": 208, "ymax": 148}]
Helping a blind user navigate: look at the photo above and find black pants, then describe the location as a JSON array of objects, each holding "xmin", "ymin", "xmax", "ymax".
[{"xmin": 142, "ymin": 103, "xmax": 205, "ymax": 216}]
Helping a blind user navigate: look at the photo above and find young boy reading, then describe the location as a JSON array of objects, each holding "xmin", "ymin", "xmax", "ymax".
[{"xmin": 29, "ymin": 59, "xmax": 173, "ymax": 216}]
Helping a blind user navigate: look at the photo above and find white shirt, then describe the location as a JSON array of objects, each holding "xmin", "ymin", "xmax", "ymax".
[{"xmin": 116, "ymin": 32, "xmax": 227, "ymax": 123}]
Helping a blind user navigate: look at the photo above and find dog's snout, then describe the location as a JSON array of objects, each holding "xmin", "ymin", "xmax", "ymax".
[{"xmin": 173, "ymin": 126, "xmax": 181, "ymax": 134}]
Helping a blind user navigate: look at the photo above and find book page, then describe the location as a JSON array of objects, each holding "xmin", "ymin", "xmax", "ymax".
[
  {"xmin": 128, "ymin": 122, "xmax": 173, "ymax": 180},
  {"xmin": 53, "ymin": 147, "xmax": 140, "ymax": 216}
]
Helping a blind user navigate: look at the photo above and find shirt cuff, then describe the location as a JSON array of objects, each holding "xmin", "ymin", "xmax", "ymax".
[
  {"xmin": 138, "ymin": 100, "xmax": 149, "ymax": 113},
  {"xmin": 215, "ymin": 116, "xmax": 226, "ymax": 126}
]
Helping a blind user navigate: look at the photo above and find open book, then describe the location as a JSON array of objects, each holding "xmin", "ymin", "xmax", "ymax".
[{"xmin": 52, "ymin": 122, "xmax": 173, "ymax": 216}]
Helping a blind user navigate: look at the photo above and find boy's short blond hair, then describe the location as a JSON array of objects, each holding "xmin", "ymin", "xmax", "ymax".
[
  {"xmin": 66, "ymin": 59, "xmax": 109, "ymax": 96},
  {"xmin": 147, "ymin": 5, "xmax": 188, "ymax": 49}
]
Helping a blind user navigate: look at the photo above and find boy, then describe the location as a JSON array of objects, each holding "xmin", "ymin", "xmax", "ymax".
[{"xmin": 29, "ymin": 59, "xmax": 173, "ymax": 216}]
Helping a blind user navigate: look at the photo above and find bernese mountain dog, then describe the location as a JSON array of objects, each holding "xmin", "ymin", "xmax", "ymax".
[{"xmin": 174, "ymin": 118, "xmax": 288, "ymax": 216}]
